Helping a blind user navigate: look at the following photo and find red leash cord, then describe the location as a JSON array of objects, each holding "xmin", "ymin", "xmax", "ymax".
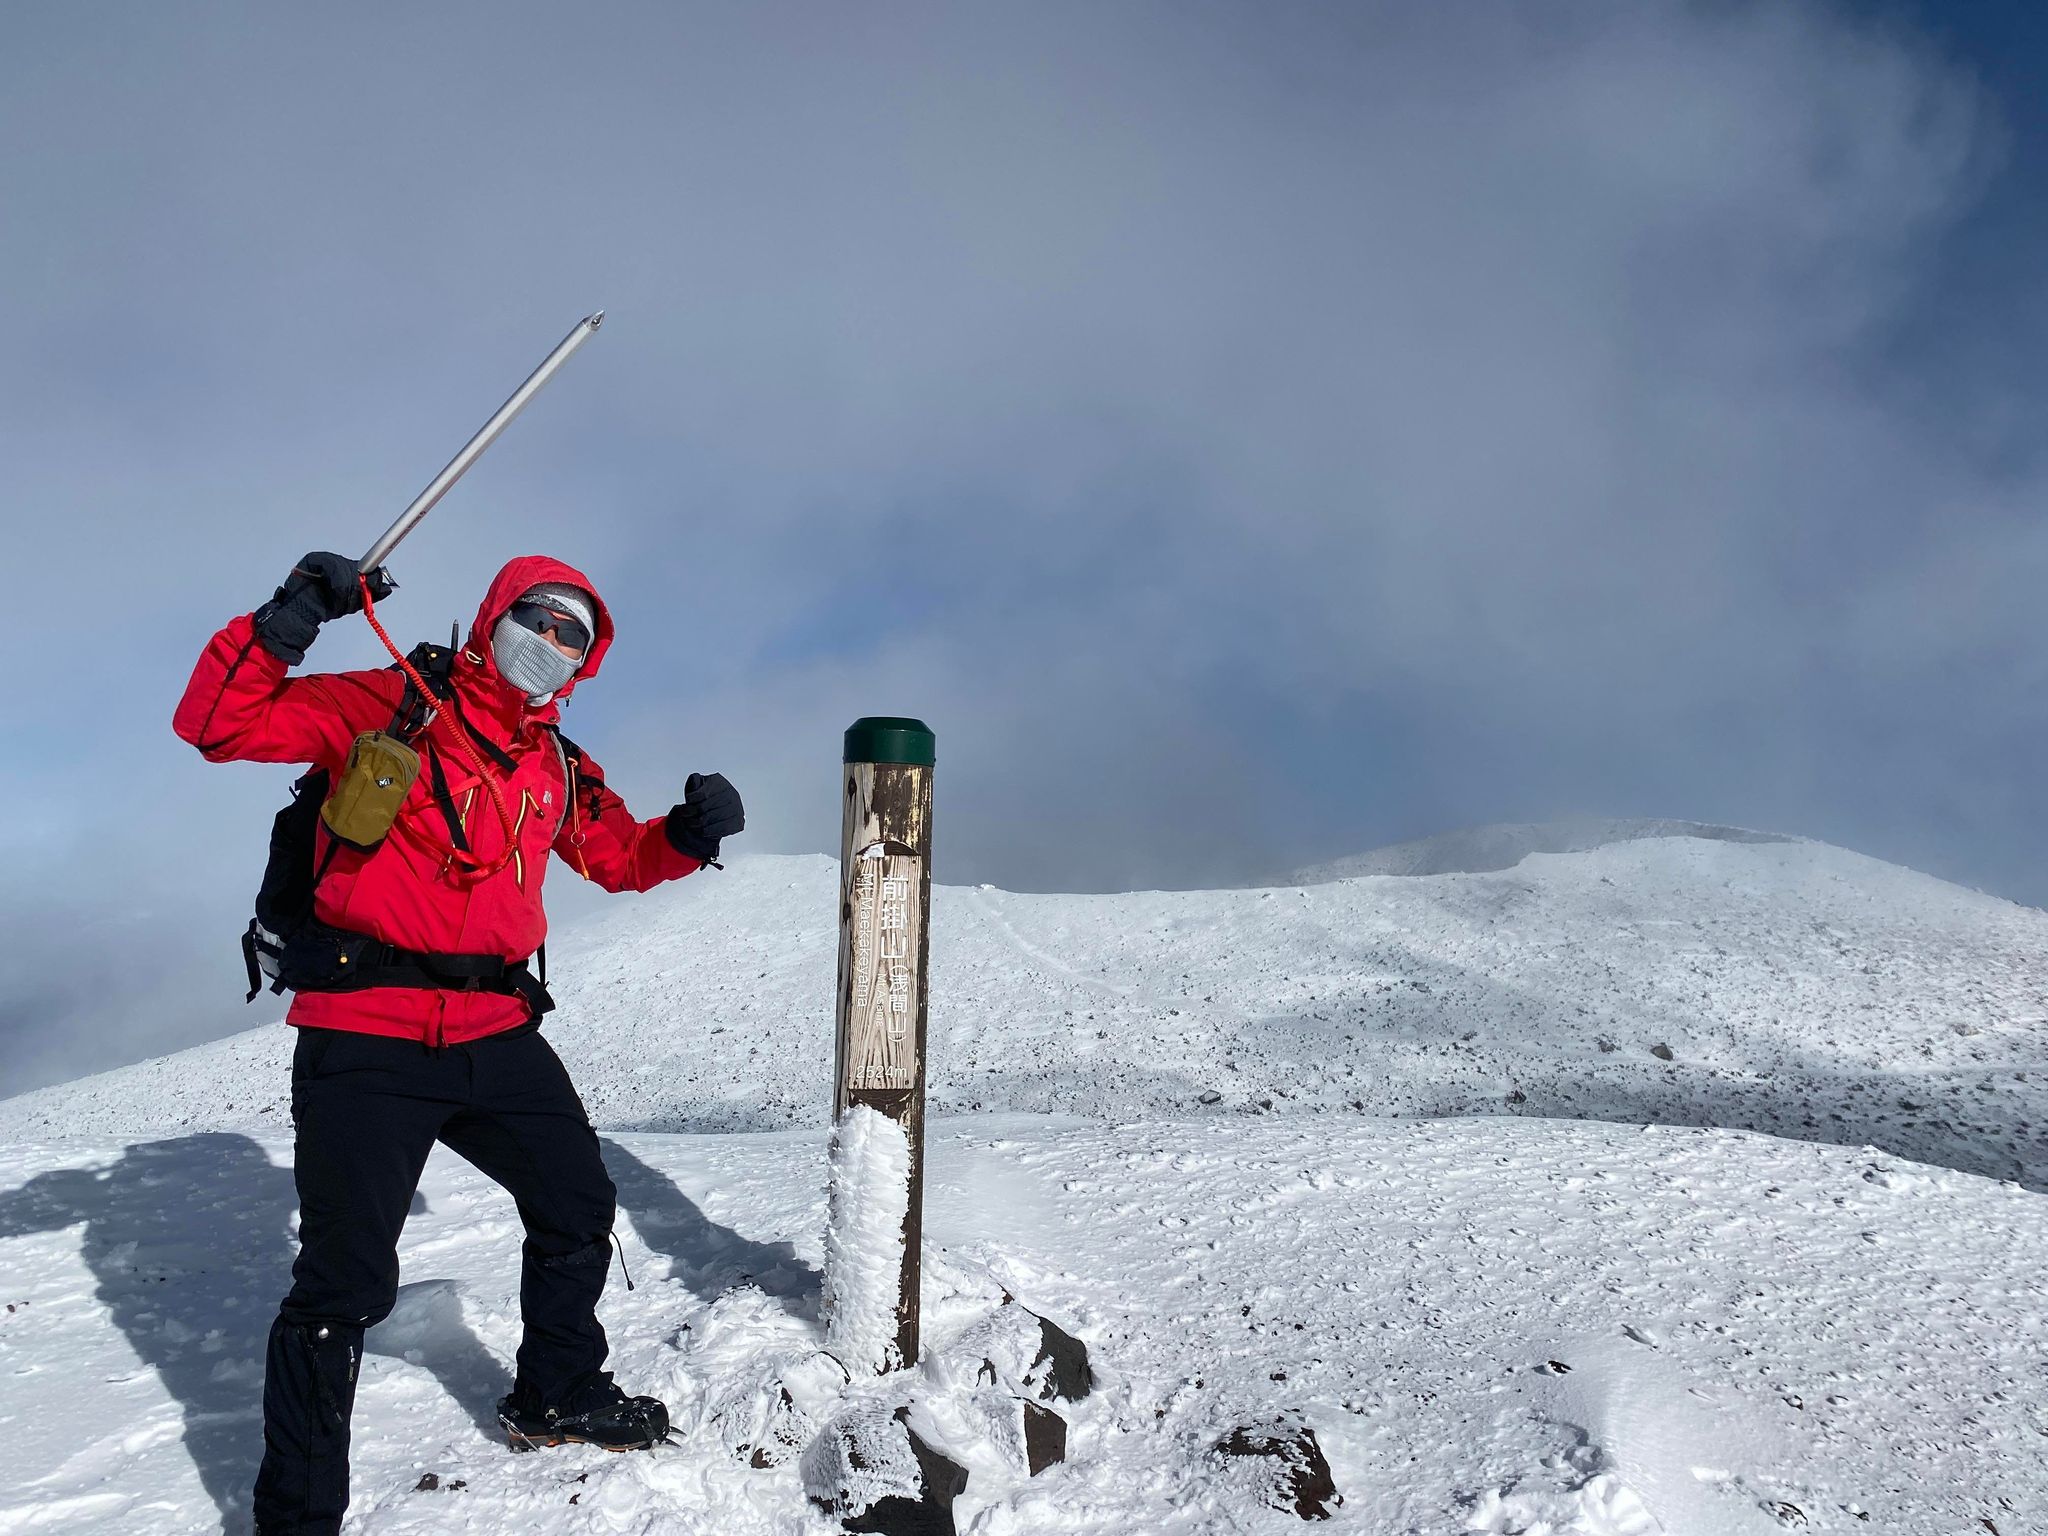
[{"xmin": 358, "ymin": 575, "xmax": 518, "ymax": 882}]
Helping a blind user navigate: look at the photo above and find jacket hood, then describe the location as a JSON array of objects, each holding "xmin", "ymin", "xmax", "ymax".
[{"xmin": 463, "ymin": 554, "xmax": 615, "ymax": 715}]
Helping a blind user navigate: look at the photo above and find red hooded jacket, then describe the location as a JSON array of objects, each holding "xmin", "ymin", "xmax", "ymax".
[{"xmin": 174, "ymin": 555, "xmax": 701, "ymax": 1046}]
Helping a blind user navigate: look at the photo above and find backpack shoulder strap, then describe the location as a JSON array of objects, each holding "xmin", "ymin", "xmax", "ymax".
[
  {"xmin": 386, "ymin": 639, "xmax": 457, "ymax": 742},
  {"xmin": 538, "ymin": 725, "xmax": 591, "ymax": 846},
  {"xmin": 540, "ymin": 725, "xmax": 581, "ymax": 807},
  {"xmin": 547, "ymin": 727, "xmax": 585, "ymax": 772}
]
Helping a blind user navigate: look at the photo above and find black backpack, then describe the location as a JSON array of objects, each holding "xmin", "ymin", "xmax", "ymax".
[{"xmin": 240, "ymin": 637, "xmax": 455, "ymax": 1002}]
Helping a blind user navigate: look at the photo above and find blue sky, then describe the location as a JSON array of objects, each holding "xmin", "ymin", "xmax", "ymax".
[
  {"xmin": 1879, "ymin": 3, "xmax": 2048, "ymax": 385},
  {"xmin": 2, "ymin": 1, "xmax": 2045, "ymax": 1093}
]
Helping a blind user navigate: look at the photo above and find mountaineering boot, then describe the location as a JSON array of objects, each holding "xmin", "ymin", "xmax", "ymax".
[{"xmin": 497, "ymin": 1370, "xmax": 670, "ymax": 1452}]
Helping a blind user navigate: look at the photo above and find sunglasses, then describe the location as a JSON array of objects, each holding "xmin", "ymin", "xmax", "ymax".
[{"xmin": 508, "ymin": 599, "xmax": 592, "ymax": 654}]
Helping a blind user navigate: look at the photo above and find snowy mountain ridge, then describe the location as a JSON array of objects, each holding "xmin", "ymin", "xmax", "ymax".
[
  {"xmin": 1282, "ymin": 816, "xmax": 1795, "ymax": 882},
  {"xmin": 1, "ymin": 829, "xmax": 2042, "ymax": 1534},
  {"xmin": 7, "ymin": 832, "xmax": 2041, "ymax": 1188}
]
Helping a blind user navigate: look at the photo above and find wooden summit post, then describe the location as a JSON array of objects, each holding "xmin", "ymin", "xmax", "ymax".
[{"xmin": 833, "ymin": 716, "xmax": 936, "ymax": 1369}]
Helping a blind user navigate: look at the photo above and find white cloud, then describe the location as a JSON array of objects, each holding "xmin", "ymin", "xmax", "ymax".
[{"xmin": 0, "ymin": 1, "xmax": 2033, "ymax": 1090}]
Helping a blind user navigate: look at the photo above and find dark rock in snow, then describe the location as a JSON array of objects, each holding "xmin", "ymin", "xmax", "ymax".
[
  {"xmin": 846, "ymin": 1422, "xmax": 968, "ymax": 1536},
  {"xmin": 803, "ymin": 1403, "xmax": 969, "ymax": 1536},
  {"xmin": 1023, "ymin": 1313, "xmax": 1094, "ymax": 1403},
  {"xmin": 1021, "ymin": 1400, "xmax": 1066, "ymax": 1475},
  {"xmin": 1651, "ymin": 1043, "xmax": 1676, "ymax": 1061},
  {"xmin": 1216, "ymin": 1415, "xmax": 1339, "ymax": 1520}
]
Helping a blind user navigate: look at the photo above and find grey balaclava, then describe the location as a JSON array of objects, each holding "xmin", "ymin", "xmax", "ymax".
[{"xmin": 493, "ymin": 582, "xmax": 597, "ymax": 705}]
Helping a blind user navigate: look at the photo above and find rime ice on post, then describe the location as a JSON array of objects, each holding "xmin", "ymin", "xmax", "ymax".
[
  {"xmin": 829, "ymin": 717, "xmax": 935, "ymax": 1371},
  {"xmin": 821, "ymin": 1106, "xmax": 912, "ymax": 1374}
]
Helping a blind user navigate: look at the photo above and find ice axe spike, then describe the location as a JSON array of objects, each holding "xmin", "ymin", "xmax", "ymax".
[{"xmin": 359, "ymin": 310, "xmax": 605, "ymax": 575}]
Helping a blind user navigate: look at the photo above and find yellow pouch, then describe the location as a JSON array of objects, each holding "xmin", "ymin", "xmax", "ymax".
[{"xmin": 320, "ymin": 731, "xmax": 422, "ymax": 851}]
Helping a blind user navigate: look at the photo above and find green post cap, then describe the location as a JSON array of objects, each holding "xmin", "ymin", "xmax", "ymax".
[{"xmin": 844, "ymin": 716, "xmax": 936, "ymax": 766}]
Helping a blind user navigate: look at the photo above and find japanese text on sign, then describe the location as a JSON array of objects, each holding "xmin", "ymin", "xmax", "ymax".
[{"xmin": 847, "ymin": 845, "xmax": 921, "ymax": 1090}]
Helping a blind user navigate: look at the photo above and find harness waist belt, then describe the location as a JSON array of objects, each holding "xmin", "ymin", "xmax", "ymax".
[{"xmin": 277, "ymin": 919, "xmax": 555, "ymax": 1020}]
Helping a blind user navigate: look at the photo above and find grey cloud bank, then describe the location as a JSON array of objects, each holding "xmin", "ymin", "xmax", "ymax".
[{"xmin": 1, "ymin": 2, "xmax": 2040, "ymax": 1095}]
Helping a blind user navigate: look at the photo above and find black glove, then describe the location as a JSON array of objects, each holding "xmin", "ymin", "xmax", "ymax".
[
  {"xmin": 665, "ymin": 772, "xmax": 745, "ymax": 863},
  {"xmin": 252, "ymin": 552, "xmax": 394, "ymax": 665}
]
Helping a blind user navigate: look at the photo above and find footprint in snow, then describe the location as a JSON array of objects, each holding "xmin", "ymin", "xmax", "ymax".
[{"xmin": 1465, "ymin": 1473, "xmax": 1663, "ymax": 1535}]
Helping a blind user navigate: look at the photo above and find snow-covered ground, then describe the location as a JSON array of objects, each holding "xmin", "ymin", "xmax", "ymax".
[{"xmin": 0, "ymin": 833, "xmax": 2043, "ymax": 1533}]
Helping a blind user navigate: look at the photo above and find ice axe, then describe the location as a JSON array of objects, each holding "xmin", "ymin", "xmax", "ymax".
[
  {"xmin": 358, "ymin": 309, "xmax": 606, "ymax": 575},
  {"xmin": 347, "ymin": 310, "xmax": 604, "ymax": 884}
]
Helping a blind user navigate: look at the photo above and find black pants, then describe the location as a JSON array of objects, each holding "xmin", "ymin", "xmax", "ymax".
[{"xmin": 253, "ymin": 1024, "xmax": 619, "ymax": 1535}]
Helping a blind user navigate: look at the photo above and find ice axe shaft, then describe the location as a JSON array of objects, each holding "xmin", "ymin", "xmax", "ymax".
[{"xmin": 359, "ymin": 310, "xmax": 605, "ymax": 573}]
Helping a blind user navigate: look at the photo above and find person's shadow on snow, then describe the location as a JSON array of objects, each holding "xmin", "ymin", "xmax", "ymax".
[
  {"xmin": 0, "ymin": 1135, "xmax": 289, "ymax": 1531},
  {"xmin": 363, "ymin": 1275, "xmax": 513, "ymax": 1444},
  {"xmin": 0, "ymin": 1133, "xmax": 503, "ymax": 1536},
  {"xmin": 602, "ymin": 1138, "xmax": 820, "ymax": 1317}
]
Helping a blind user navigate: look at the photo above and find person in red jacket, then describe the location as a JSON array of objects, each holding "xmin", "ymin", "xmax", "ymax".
[{"xmin": 176, "ymin": 551, "xmax": 743, "ymax": 1536}]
